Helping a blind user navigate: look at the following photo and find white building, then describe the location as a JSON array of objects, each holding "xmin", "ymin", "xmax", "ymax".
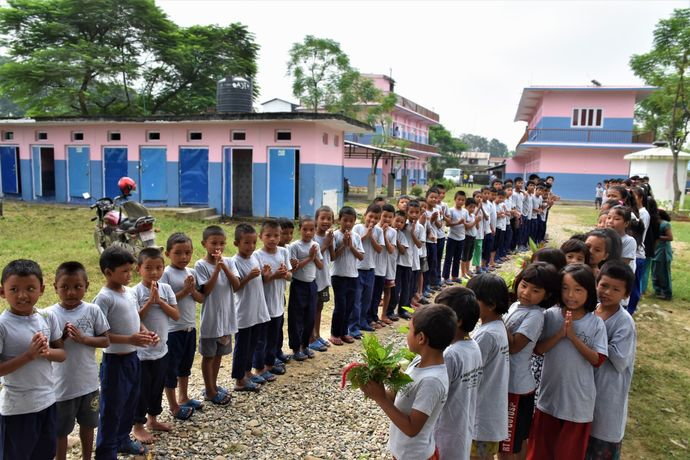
[{"xmin": 624, "ymin": 145, "xmax": 690, "ymax": 208}]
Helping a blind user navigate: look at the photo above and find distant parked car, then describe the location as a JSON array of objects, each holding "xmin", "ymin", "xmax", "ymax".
[{"xmin": 443, "ymin": 168, "xmax": 463, "ymax": 185}]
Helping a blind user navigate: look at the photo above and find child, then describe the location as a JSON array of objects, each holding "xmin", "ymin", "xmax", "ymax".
[
  {"xmin": 461, "ymin": 197, "xmax": 478, "ymax": 280},
  {"xmin": 406, "ymin": 200, "xmax": 425, "ymax": 309},
  {"xmin": 133, "ymin": 247, "xmax": 180, "ymax": 443},
  {"xmin": 231, "ymin": 224, "xmax": 271, "ymax": 390},
  {"xmin": 195, "ymin": 225, "xmax": 238, "ymax": 405},
  {"xmin": 493, "ymin": 190, "xmax": 508, "ymax": 265},
  {"xmin": 424, "ymin": 187, "xmax": 441, "ymax": 291},
  {"xmin": 500, "ymin": 263, "xmax": 561, "ymax": 458},
  {"xmin": 435, "ymin": 184, "xmax": 449, "ymax": 285},
  {"xmin": 528, "ymin": 265, "xmax": 608, "ymax": 460},
  {"xmin": 361, "ymin": 304, "xmax": 457, "ymax": 460},
  {"xmin": 443, "ymin": 191, "xmax": 466, "ymax": 284},
  {"xmin": 503, "ymin": 184, "xmax": 517, "ymax": 259},
  {"xmin": 289, "ymin": 216, "xmax": 324, "ymax": 358},
  {"xmin": 415, "ymin": 202, "xmax": 431, "ymax": 305},
  {"xmin": 94, "ymin": 247, "xmax": 158, "ymax": 457},
  {"xmin": 511, "ymin": 177, "xmax": 525, "ymax": 252},
  {"xmin": 561, "ymin": 238, "xmax": 591, "ymax": 266},
  {"xmin": 480, "ymin": 188, "xmax": 496, "ymax": 272},
  {"xmin": 0, "ymin": 259, "xmax": 66, "ymax": 460},
  {"xmin": 373, "ymin": 204, "xmax": 397, "ymax": 325},
  {"xmin": 312, "ymin": 207, "xmax": 335, "ymax": 349},
  {"xmin": 472, "ymin": 192, "xmax": 487, "ymax": 275},
  {"xmin": 595, "ymin": 183, "xmax": 604, "ymax": 209},
  {"xmin": 397, "ymin": 195, "xmax": 410, "ymax": 212},
  {"xmin": 254, "ymin": 220, "xmax": 292, "ymax": 377},
  {"xmin": 277, "ymin": 218, "xmax": 296, "ymax": 363},
  {"xmin": 48, "ymin": 262, "xmax": 110, "ymax": 460},
  {"xmin": 161, "ymin": 233, "xmax": 205, "ymax": 420},
  {"xmin": 466, "ymin": 274, "xmax": 510, "ymax": 460},
  {"xmin": 330, "ymin": 207, "xmax": 364, "ymax": 343},
  {"xmin": 390, "ymin": 210, "xmax": 413, "ymax": 320},
  {"xmin": 651, "ymin": 209, "xmax": 673, "ymax": 300},
  {"xmin": 530, "ymin": 248, "xmax": 567, "ymax": 272},
  {"xmin": 434, "ymin": 287, "xmax": 484, "ymax": 460},
  {"xmin": 520, "ymin": 182, "xmax": 534, "ymax": 251},
  {"xmin": 585, "ymin": 228, "xmax": 622, "ymax": 277},
  {"xmin": 606, "ymin": 206, "xmax": 637, "ymax": 314},
  {"xmin": 587, "ymin": 261, "xmax": 636, "ymax": 459},
  {"xmin": 351, "ymin": 204, "xmax": 383, "ymax": 337}
]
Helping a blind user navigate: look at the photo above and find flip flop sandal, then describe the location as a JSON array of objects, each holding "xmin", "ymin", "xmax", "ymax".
[
  {"xmin": 234, "ymin": 382, "xmax": 260, "ymax": 392},
  {"xmin": 117, "ymin": 439, "xmax": 147, "ymax": 455},
  {"xmin": 250, "ymin": 375, "xmax": 267, "ymax": 385},
  {"xmin": 270, "ymin": 365, "xmax": 286, "ymax": 375},
  {"xmin": 260, "ymin": 371, "xmax": 277, "ymax": 382},
  {"xmin": 329, "ymin": 336, "xmax": 344, "ymax": 346},
  {"xmin": 173, "ymin": 406, "xmax": 194, "ymax": 420},
  {"xmin": 209, "ymin": 391, "xmax": 232, "ymax": 405},
  {"xmin": 181, "ymin": 399, "xmax": 203, "ymax": 411},
  {"xmin": 202, "ymin": 387, "xmax": 228, "ymax": 401}
]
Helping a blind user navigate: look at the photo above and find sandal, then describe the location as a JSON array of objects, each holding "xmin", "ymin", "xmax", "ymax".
[
  {"xmin": 329, "ymin": 336, "xmax": 343, "ymax": 346},
  {"xmin": 117, "ymin": 439, "xmax": 147, "ymax": 455},
  {"xmin": 173, "ymin": 406, "xmax": 194, "ymax": 420},
  {"xmin": 341, "ymin": 335, "xmax": 355, "ymax": 344},
  {"xmin": 270, "ymin": 365, "xmax": 286, "ymax": 375},
  {"xmin": 181, "ymin": 399, "xmax": 203, "ymax": 411},
  {"xmin": 234, "ymin": 382, "xmax": 260, "ymax": 392},
  {"xmin": 250, "ymin": 374, "xmax": 267, "ymax": 385},
  {"xmin": 260, "ymin": 371, "xmax": 277, "ymax": 382},
  {"xmin": 209, "ymin": 391, "xmax": 232, "ymax": 405}
]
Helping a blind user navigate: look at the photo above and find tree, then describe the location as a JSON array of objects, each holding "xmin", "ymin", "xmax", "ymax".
[
  {"xmin": 362, "ymin": 92, "xmax": 398, "ymax": 200},
  {"xmin": 428, "ymin": 124, "xmax": 469, "ymax": 179},
  {"xmin": 488, "ymin": 138, "xmax": 509, "ymax": 157},
  {"xmin": 631, "ymin": 8, "xmax": 690, "ymax": 209}
]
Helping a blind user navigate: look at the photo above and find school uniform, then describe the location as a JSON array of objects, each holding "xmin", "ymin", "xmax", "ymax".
[
  {"xmin": 410, "ymin": 221, "xmax": 425, "ymax": 297},
  {"xmin": 472, "ymin": 209, "xmax": 486, "ymax": 268},
  {"xmin": 424, "ymin": 208, "xmax": 440, "ymax": 287},
  {"xmin": 502, "ymin": 198, "xmax": 515, "ymax": 257},
  {"xmin": 388, "ymin": 229, "xmax": 411, "ymax": 316},
  {"xmin": 369, "ymin": 225, "xmax": 396, "ymax": 322},
  {"xmin": 521, "ymin": 193, "xmax": 533, "ymax": 248},
  {"xmin": 330, "ymin": 231, "xmax": 363, "ymax": 338},
  {"xmin": 350, "ymin": 224, "xmax": 382, "ymax": 335},
  {"xmin": 494, "ymin": 202, "xmax": 508, "ymax": 260},
  {"xmin": 462, "ymin": 210, "xmax": 477, "ymax": 263},
  {"xmin": 435, "ymin": 202, "xmax": 448, "ymax": 282},
  {"xmin": 195, "ymin": 257, "xmax": 238, "ymax": 357},
  {"xmin": 289, "ymin": 239, "xmax": 323, "ymax": 350},
  {"xmin": 482, "ymin": 201, "xmax": 497, "ymax": 263},
  {"xmin": 442, "ymin": 207, "xmax": 466, "ymax": 280},
  {"xmin": 511, "ymin": 190, "xmax": 525, "ymax": 250}
]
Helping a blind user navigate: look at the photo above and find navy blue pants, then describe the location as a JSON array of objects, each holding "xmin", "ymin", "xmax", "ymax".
[
  {"xmin": 627, "ymin": 258, "xmax": 647, "ymax": 315},
  {"xmin": 436, "ymin": 238, "xmax": 446, "ymax": 282},
  {"xmin": 442, "ymin": 238, "xmax": 464, "ymax": 280},
  {"xmin": 368, "ymin": 275, "xmax": 385, "ymax": 323},
  {"xmin": 482, "ymin": 233, "xmax": 494, "ymax": 263},
  {"xmin": 331, "ymin": 275, "xmax": 357, "ymax": 337},
  {"xmin": 518, "ymin": 216, "xmax": 529, "ymax": 246},
  {"xmin": 96, "ymin": 352, "xmax": 140, "ymax": 459},
  {"xmin": 389, "ymin": 265, "xmax": 412, "ymax": 315},
  {"xmin": 233, "ymin": 322, "xmax": 265, "ymax": 379},
  {"xmin": 253, "ymin": 315, "xmax": 282, "ymax": 369},
  {"xmin": 165, "ymin": 328, "xmax": 196, "ymax": 389},
  {"xmin": 502, "ymin": 225, "xmax": 513, "ymax": 258},
  {"xmin": 494, "ymin": 229, "xmax": 505, "ymax": 259},
  {"xmin": 350, "ymin": 269, "xmax": 375, "ymax": 334},
  {"xmin": 287, "ymin": 279, "xmax": 317, "ymax": 352},
  {"xmin": 1, "ymin": 403, "xmax": 56, "ymax": 460},
  {"xmin": 424, "ymin": 242, "xmax": 438, "ymax": 288},
  {"xmin": 135, "ymin": 353, "xmax": 169, "ymax": 424}
]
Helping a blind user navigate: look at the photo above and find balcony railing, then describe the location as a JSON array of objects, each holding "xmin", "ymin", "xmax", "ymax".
[
  {"xmin": 394, "ymin": 94, "xmax": 440, "ymax": 122},
  {"xmin": 345, "ymin": 132, "xmax": 439, "ymax": 154},
  {"xmin": 520, "ymin": 128, "xmax": 655, "ymax": 145}
]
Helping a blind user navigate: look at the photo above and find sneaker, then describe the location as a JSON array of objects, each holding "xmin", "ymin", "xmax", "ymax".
[{"xmin": 293, "ymin": 351, "xmax": 308, "ymax": 362}]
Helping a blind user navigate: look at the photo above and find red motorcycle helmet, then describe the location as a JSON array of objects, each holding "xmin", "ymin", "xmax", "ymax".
[{"xmin": 118, "ymin": 177, "xmax": 136, "ymax": 197}]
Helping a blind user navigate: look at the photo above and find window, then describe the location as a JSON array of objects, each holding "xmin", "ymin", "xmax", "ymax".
[
  {"xmin": 334, "ymin": 135, "xmax": 340, "ymax": 147},
  {"xmin": 1, "ymin": 131, "xmax": 13, "ymax": 141},
  {"xmin": 322, "ymin": 133, "xmax": 328, "ymax": 145},
  {"xmin": 147, "ymin": 131, "xmax": 161, "ymax": 141},
  {"xmin": 276, "ymin": 130, "xmax": 291, "ymax": 141},
  {"xmin": 232, "ymin": 130, "xmax": 246, "ymax": 141},
  {"xmin": 572, "ymin": 108, "xmax": 603, "ymax": 127},
  {"xmin": 108, "ymin": 131, "xmax": 121, "ymax": 141},
  {"xmin": 188, "ymin": 131, "xmax": 203, "ymax": 141},
  {"xmin": 71, "ymin": 131, "xmax": 84, "ymax": 141},
  {"xmin": 36, "ymin": 131, "xmax": 48, "ymax": 141}
]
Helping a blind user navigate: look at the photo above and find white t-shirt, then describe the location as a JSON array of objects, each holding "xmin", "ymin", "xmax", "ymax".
[
  {"xmin": 0, "ymin": 309, "xmax": 62, "ymax": 415},
  {"xmin": 522, "ymin": 193, "xmax": 533, "ymax": 218},
  {"xmin": 591, "ymin": 307, "xmax": 636, "ymax": 442},
  {"xmin": 595, "ymin": 186, "xmax": 604, "ymax": 198},
  {"xmin": 331, "ymin": 230, "xmax": 364, "ymax": 278},
  {"xmin": 290, "ymin": 239, "xmax": 323, "ymax": 283},
  {"xmin": 620, "ymin": 234, "xmax": 637, "ymax": 273},
  {"xmin": 134, "ymin": 282, "xmax": 177, "ymax": 361},
  {"xmin": 475, "ymin": 208, "xmax": 485, "ymax": 241},
  {"xmin": 388, "ymin": 355, "xmax": 449, "ymax": 460},
  {"xmin": 465, "ymin": 211, "xmax": 477, "ymax": 238},
  {"xmin": 435, "ymin": 339, "xmax": 484, "ymax": 460},
  {"xmin": 531, "ymin": 195, "xmax": 541, "ymax": 220},
  {"xmin": 513, "ymin": 191, "xmax": 525, "ymax": 217},
  {"xmin": 537, "ymin": 307, "xmax": 608, "ymax": 423},
  {"xmin": 386, "ymin": 228, "xmax": 400, "ymax": 281},
  {"xmin": 160, "ymin": 266, "xmax": 198, "ymax": 332},
  {"xmin": 636, "ymin": 207, "xmax": 650, "ymax": 259},
  {"xmin": 471, "ymin": 319, "xmax": 509, "ymax": 441},
  {"xmin": 93, "ymin": 286, "xmax": 140, "ymax": 354},
  {"xmin": 504, "ymin": 303, "xmax": 544, "ymax": 394},
  {"xmin": 375, "ymin": 226, "xmax": 396, "ymax": 277},
  {"xmin": 496, "ymin": 202, "xmax": 508, "ymax": 231},
  {"xmin": 396, "ymin": 230, "xmax": 411, "ymax": 268},
  {"xmin": 313, "ymin": 233, "xmax": 334, "ymax": 291},
  {"xmin": 232, "ymin": 253, "xmax": 271, "ymax": 329},
  {"xmin": 424, "ymin": 210, "xmax": 438, "ymax": 243},
  {"xmin": 447, "ymin": 208, "xmax": 466, "ymax": 241},
  {"xmin": 195, "ymin": 257, "xmax": 239, "ymax": 338},
  {"xmin": 354, "ymin": 223, "xmax": 383, "ymax": 271},
  {"xmin": 411, "ymin": 222, "xmax": 425, "ymax": 271},
  {"xmin": 47, "ymin": 302, "xmax": 110, "ymax": 402},
  {"xmin": 488, "ymin": 201, "xmax": 497, "ymax": 233},
  {"xmin": 434, "ymin": 203, "xmax": 448, "ymax": 239},
  {"xmin": 419, "ymin": 221, "xmax": 429, "ymax": 258},
  {"xmin": 483, "ymin": 204, "xmax": 493, "ymax": 236},
  {"xmin": 254, "ymin": 247, "xmax": 292, "ymax": 318}
]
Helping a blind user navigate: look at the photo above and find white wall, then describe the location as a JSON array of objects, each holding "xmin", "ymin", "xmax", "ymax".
[{"xmin": 629, "ymin": 158, "xmax": 688, "ymax": 207}]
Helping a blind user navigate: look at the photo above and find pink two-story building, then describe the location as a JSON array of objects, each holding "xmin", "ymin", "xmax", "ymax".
[{"xmin": 506, "ymin": 85, "xmax": 656, "ymax": 200}]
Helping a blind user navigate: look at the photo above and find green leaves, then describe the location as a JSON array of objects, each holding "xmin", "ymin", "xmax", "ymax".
[{"xmin": 341, "ymin": 333, "xmax": 414, "ymax": 393}]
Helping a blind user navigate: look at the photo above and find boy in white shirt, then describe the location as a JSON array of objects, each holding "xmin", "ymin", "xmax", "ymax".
[{"xmin": 443, "ymin": 190, "xmax": 467, "ymax": 283}]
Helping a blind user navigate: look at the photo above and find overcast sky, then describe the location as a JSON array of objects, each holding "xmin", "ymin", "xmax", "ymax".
[{"xmin": 158, "ymin": 0, "xmax": 685, "ymax": 148}]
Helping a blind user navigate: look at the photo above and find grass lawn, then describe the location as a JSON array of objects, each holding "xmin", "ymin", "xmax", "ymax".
[{"xmin": 0, "ymin": 199, "xmax": 689, "ymax": 457}]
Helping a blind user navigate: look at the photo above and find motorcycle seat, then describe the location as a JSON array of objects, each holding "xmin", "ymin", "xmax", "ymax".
[{"xmin": 119, "ymin": 219, "xmax": 136, "ymax": 231}]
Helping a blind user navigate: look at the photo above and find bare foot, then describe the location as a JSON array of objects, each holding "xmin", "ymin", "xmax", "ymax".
[
  {"xmin": 133, "ymin": 424, "xmax": 154, "ymax": 444},
  {"xmin": 147, "ymin": 419, "xmax": 172, "ymax": 432}
]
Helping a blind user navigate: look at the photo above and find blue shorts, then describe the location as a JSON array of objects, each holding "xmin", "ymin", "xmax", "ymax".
[
  {"xmin": 165, "ymin": 328, "xmax": 197, "ymax": 388},
  {"xmin": 1, "ymin": 403, "xmax": 56, "ymax": 460}
]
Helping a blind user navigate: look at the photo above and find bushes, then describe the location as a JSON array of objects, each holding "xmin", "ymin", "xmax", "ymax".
[{"xmin": 410, "ymin": 185, "xmax": 423, "ymax": 197}]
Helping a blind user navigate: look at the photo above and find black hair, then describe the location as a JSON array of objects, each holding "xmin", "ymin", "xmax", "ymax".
[
  {"xmin": 545, "ymin": 175, "xmax": 554, "ymax": 181},
  {"xmin": 597, "ymin": 260, "xmax": 635, "ymax": 296},
  {"xmin": 55, "ymin": 261, "xmax": 88, "ymax": 282},
  {"xmin": 395, "ymin": 209, "xmax": 407, "ymax": 219},
  {"xmin": 466, "ymin": 273, "xmax": 510, "ymax": 315},
  {"xmin": 298, "ymin": 215, "xmax": 315, "ymax": 228},
  {"xmin": 426, "ymin": 187, "xmax": 440, "ymax": 198},
  {"xmin": 659, "ymin": 209, "xmax": 671, "ymax": 221},
  {"xmin": 434, "ymin": 183, "xmax": 446, "ymax": 191},
  {"xmin": 374, "ymin": 196, "xmax": 387, "ymax": 203},
  {"xmin": 397, "ymin": 195, "xmax": 410, "ymax": 202},
  {"xmin": 138, "ymin": 247, "xmax": 164, "ymax": 265},
  {"xmin": 504, "ymin": 182, "xmax": 513, "ymax": 189},
  {"xmin": 314, "ymin": 206, "xmax": 334, "ymax": 220},
  {"xmin": 278, "ymin": 218, "xmax": 294, "ymax": 230},
  {"xmin": 497, "ymin": 190, "xmax": 506, "ymax": 197},
  {"xmin": 365, "ymin": 204, "xmax": 382, "ymax": 215},
  {"xmin": 481, "ymin": 186, "xmax": 491, "ymax": 193},
  {"xmin": 601, "ymin": 198, "xmax": 621, "ymax": 212},
  {"xmin": 515, "ymin": 176, "xmax": 524, "ymax": 183},
  {"xmin": 454, "ymin": 190, "xmax": 466, "ymax": 199},
  {"xmin": 528, "ymin": 174, "xmax": 540, "ymax": 181},
  {"xmin": 166, "ymin": 232, "xmax": 192, "ymax": 252},
  {"xmin": 260, "ymin": 219, "xmax": 281, "ymax": 233},
  {"xmin": 235, "ymin": 223, "xmax": 256, "ymax": 241},
  {"xmin": 561, "ymin": 264, "xmax": 598, "ymax": 312},
  {"xmin": 531, "ymin": 247, "xmax": 567, "ymax": 271},
  {"xmin": 492, "ymin": 179, "xmax": 503, "ymax": 185},
  {"xmin": 560, "ymin": 238, "xmax": 591, "ymax": 265},
  {"xmin": 411, "ymin": 304, "xmax": 457, "ymax": 351},
  {"xmin": 504, "ymin": 179, "xmax": 514, "ymax": 185},
  {"xmin": 435, "ymin": 286, "xmax": 480, "ymax": 333},
  {"xmin": 2, "ymin": 259, "xmax": 44, "ymax": 285},
  {"xmin": 465, "ymin": 197, "xmax": 477, "ymax": 207},
  {"xmin": 513, "ymin": 262, "xmax": 562, "ymax": 308},
  {"xmin": 407, "ymin": 200, "xmax": 421, "ymax": 209},
  {"xmin": 338, "ymin": 206, "xmax": 357, "ymax": 220},
  {"xmin": 381, "ymin": 203, "xmax": 396, "ymax": 214},
  {"xmin": 99, "ymin": 247, "xmax": 136, "ymax": 274},
  {"xmin": 202, "ymin": 225, "xmax": 226, "ymax": 241},
  {"xmin": 570, "ymin": 233, "xmax": 587, "ymax": 242},
  {"xmin": 587, "ymin": 228, "xmax": 622, "ymax": 265}
]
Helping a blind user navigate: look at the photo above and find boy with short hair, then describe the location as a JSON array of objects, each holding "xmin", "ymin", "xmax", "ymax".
[
  {"xmin": 277, "ymin": 218, "xmax": 295, "ymax": 363},
  {"xmin": 48, "ymin": 261, "xmax": 110, "ymax": 460},
  {"xmin": 406, "ymin": 200, "xmax": 425, "ymax": 308},
  {"xmin": 351, "ymin": 204, "xmax": 383, "ymax": 336},
  {"xmin": 424, "ymin": 187, "xmax": 441, "ymax": 293},
  {"xmin": 361, "ymin": 304, "xmax": 457, "ymax": 460},
  {"xmin": 390, "ymin": 210, "xmax": 413, "ymax": 320},
  {"xmin": 435, "ymin": 184, "xmax": 449, "ymax": 286},
  {"xmin": 481, "ymin": 187, "xmax": 497, "ymax": 272},
  {"xmin": 375, "ymin": 204, "xmax": 398, "ymax": 325},
  {"xmin": 195, "ymin": 225, "xmax": 239, "ymax": 405},
  {"xmin": 511, "ymin": 178, "xmax": 526, "ymax": 252},
  {"xmin": 0, "ymin": 259, "xmax": 66, "ymax": 460},
  {"xmin": 461, "ymin": 197, "xmax": 478, "ymax": 280},
  {"xmin": 94, "ymin": 247, "xmax": 158, "ymax": 458},
  {"xmin": 443, "ymin": 191, "xmax": 467, "ymax": 284},
  {"xmin": 493, "ymin": 190, "xmax": 508, "ymax": 265}
]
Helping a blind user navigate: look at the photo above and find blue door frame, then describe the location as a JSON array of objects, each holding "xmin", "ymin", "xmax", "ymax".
[
  {"xmin": 140, "ymin": 147, "xmax": 167, "ymax": 202},
  {"xmin": 31, "ymin": 146, "xmax": 43, "ymax": 197},
  {"xmin": 67, "ymin": 146, "xmax": 90, "ymax": 199},
  {"xmin": 179, "ymin": 148, "xmax": 209, "ymax": 205},
  {"xmin": 268, "ymin": 148, "xmax": 296, "ymax": 218},
  {"xmin": 103, "ymin": 147, "xmax": 128, "ymax": 198},
  {"xmin": 0, "ymin": 146, "xmax": 19, "ymax": 194}
]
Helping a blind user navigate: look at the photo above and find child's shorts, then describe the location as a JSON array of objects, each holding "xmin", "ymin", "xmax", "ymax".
[
  {"xmin": 317, "ymin": 287, "xmax": 330, "ymax": 303},
  {"xmin": 420, "ymin": 257, "xmax": 429, "ymax": 273},
  {"xmin": 165, "ymin": 328, "xmax": 197, "ymax": 388},
  {"xmin": 199, "ymin": 335, "xmax": 233, "ymax": 357},
  {"xmin": 384, "ymin": 279, "xmax": 395, "ymax": 288},
  {"xmin": 471, "ymin": 441, "xmax": 499, "ymax": 458},
  {"xmin": 499, "ymin": 392, "xmax": 535, "ymax": 454},
  {"xmin": 56, "ymin": 390, "xmax": 100, "ymax": 437}
]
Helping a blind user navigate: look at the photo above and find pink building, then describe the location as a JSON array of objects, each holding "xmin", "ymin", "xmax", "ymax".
[
  {"xmin": 344, "ymin": 74, "xmax": 440, "ymax": 188},
  {"xmin": 506, "ymin": 85, "xmax": 656, "ymax": 199}
]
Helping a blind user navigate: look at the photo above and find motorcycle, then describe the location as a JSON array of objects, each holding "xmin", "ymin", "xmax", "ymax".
[{"xmin": 89, "ymin": 177, "xmax": 158, "ymax": 255}]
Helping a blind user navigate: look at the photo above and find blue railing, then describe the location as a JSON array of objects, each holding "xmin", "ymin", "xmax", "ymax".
[{"xmin": 524, "ymin": 128, "xmax": 653, "ymax": 144}]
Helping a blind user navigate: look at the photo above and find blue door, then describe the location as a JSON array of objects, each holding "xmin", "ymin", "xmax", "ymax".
[
  {"xmin": 179, "ymin": 148, "xmax": 208, "ymax": 205},
  {"xmin": 67, "ymin": 146, "xmax": 90, "ymax": 198},
  {"xmin": 0, "ymin": 146, "xmax": 19, "ymax": 194},
  {"xmin": 31, "ymin": 146, "xmax": 42, "ymax": 197},
  {"xmin": 140, "ymin": 148, "xmax": 167, "ymax": 202},
  {"xmin": 268, "ymin": 148, "xmax": 296, "ymax": 218},
  {"xmin": 103, "ymin": 147, "xmax": 128, "ymax": 198}
]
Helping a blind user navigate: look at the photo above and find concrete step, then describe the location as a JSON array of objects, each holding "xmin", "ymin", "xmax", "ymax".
[
  {"xmin": 202, "ymin": 214, "xmax": 222, "ymax": 223},
  {"xmin": 176, "ymin": 208, "xmax": 217, "ymax": 220}
]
